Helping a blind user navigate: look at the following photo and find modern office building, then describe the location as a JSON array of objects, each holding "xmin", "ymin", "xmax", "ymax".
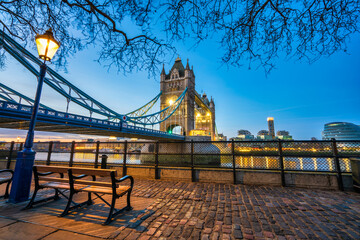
[
  {"xmin": 267, "ymin": 117, "xmax": 275, "ymax": 139},
  {"xmin": 237, "ymin": 130, "xmax": 255, "ymax": 140},
  {"xmin": 257, "ymin": 130, "xmax": 272, "ymax": 140},
  {"xmin": 322, "ymin": 122, "xmax": 360, "ymax": 140},
  {"xmin": 276, "ymin": 130, "xmax": 293, "ymax": 140}
]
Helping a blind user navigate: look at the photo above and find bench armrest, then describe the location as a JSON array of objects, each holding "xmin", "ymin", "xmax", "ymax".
[
  {"xmin": 115, "ymin": 175, "xmax": 134, "ymax": 188},
  {"xmin": 0, "ymin": 169, "xmax": 14, "ymax": 176},
  {"xmin": 72, "ymin": 174, "xmax": 88, "ymax": 179},
  {"xmin": 37, "ymin": 171, "xmax": 56, "ymax": 176}
]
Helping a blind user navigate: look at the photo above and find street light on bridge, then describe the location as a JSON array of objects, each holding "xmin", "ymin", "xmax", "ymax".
[{"xmin": 10, "ymin": 28, "xmax": 60, "ymax": 203}]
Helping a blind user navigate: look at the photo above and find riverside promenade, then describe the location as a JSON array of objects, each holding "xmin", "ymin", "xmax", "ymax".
[{"xmin": 0, "ymin": 179, "xmax": 359, "ymax": 240}]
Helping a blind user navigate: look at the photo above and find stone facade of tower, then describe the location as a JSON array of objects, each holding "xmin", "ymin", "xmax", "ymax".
[{"xmin": 160, "ymin": 57, "xmax": 195, "ymax": 136}]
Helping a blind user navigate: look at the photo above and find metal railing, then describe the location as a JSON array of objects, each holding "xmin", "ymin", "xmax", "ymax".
[{"xmin": 1, "ymin": 139, "xmax": 359, "ymax": 190}]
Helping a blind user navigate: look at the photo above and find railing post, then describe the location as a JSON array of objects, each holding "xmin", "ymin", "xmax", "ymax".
[
  {"xmin": 69, "ymin": 141, "xmax": 75, "ymax": 167},
  {"xmin": 232, "ymin": 139, "xmax": 237, "ymax": 184},
  {"xmin": 332, "ymin": 138, "xmax": 343, "ymax": 191},
  {"xmin": 94, "ymin": 141, "xmax": 100, "ymax": 168},
  {"xmin": 101, "ymin": 154, "xmax": 108, "ymax": 169},
  {"xmin": 155, "ymin": 141, "xmax": 159, "ymax": 179},
  {"xmin": 191, "ymin": 140, "xmax": 195, "ymax": 182},
  {"xmin": 19, "ymin": 142, "xmax": 23, "ymax": 151},
  {"xmin": 6, "ymin": 141, "xmax": 14, "ymax": 169},
  {"xmin": 278, "ymin": 139, "xmax": 286, "ymax": 187},
  {"xmin": 123, "ymin": 140, "xmax": 128, "ymax": 176},
  {"xmin": 46, "ymin": 141, "xmax": 53, "ymax": 165}
]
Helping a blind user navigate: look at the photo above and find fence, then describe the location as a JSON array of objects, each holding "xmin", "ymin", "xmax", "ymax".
[{"xmin": 0, "ymin": 139, "xmax": 359, "ymax": 190}]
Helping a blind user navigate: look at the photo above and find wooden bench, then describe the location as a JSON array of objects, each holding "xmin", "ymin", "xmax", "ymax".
[
  {"xmin": 25, "ymin": 165, "xmax": 91, "ymax": 210},
  {"xmin": 66, "ymin": 167, "xmax": 133, "ymax": 225},
  {"xmin": 26, "ymin": 165, "xmax": 134, "ymax": 225},
  {"xmin": 0, "ymin": 169, "xmax": 14, "ymax": 199}
]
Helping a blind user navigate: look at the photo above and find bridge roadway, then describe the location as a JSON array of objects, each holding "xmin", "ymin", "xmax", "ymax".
[{"xmin": 0, "ymin": 100, "xmax": 185, "ymax": 141}]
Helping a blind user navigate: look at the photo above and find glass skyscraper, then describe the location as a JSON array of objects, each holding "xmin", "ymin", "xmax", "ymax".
[{"xmin": 322, "ymin": 122, "xmax": 360, "ymax": 140}]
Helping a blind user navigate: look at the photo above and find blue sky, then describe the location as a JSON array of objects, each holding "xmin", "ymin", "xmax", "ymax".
[{"xmin": 0, "ymin": 29, "xmax": 359, "ymax": 141}]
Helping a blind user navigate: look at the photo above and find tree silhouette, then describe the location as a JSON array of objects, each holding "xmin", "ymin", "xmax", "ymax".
[{"xmin": 0, "ymin": 0, "xmax": 358, "ymax": 74}]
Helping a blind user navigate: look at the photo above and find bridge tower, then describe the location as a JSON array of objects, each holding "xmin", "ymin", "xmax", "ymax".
[
  {"xmin": 160, "ymin": 57, "xmax": 195, "ymax": 135},
  {"xmin": 160, "ymin": 57, "xmax": 216, "ymax": 139}
]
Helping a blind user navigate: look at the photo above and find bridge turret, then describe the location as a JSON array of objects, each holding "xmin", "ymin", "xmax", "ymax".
[
  {"xmin": 185, "ymin": 59, "xmax": 191, "ymax": 78},
  {"xmin": 209, "ymin": 97, "xmax": 215, "ymax": 109},
  {"xmin": 160, "ymin": 64, "xmax": 166, "ymax": 81},
  {"xmin": 160, "ymin": 64, "xmax": 166, "ymax": 92}
]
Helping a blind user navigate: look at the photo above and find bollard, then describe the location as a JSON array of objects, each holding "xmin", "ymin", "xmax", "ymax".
[{"xmin": 101, "ymin": 154, "xmax": 108, "ymax": 169}]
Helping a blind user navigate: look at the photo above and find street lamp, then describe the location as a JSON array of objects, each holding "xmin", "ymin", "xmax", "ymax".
[{"xmin": 9, "ymin": 28, "xmax": 60, "ymax": 203}]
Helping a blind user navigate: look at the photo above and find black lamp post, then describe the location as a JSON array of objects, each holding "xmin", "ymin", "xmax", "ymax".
[{"xmin": 9, "ymin": 28, "xmax": 60, "ymax": 203}]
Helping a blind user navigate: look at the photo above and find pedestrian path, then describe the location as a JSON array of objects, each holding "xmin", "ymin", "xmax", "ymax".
[{"xmin": 0, "ymin": 179, "xmax": 359, "ymax": 239}]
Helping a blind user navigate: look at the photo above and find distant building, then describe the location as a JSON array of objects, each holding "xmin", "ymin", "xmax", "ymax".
[
  {"xmin": 267, "ymin": 117, "xmax": 275, "ymax": 139},
  {"xmin": 311, "ymin": 137, "xmax": 318, "ymax": 141},
  {"xmin": 276, "ymin": 130, "xmax": 293, "ymax": 140},
  {"xmin": 322, "ymin": 122, "xmax": 360, "ymax": 140},
  {"xmin": 237, "ymin": 130, "xmax": 255, "ymax": 140},
  {"xmin": 217, "ymin": 133, "xmax": 227, "ymax": 141},
  {"xmin": 257, "ymin": 130, "xmax": 272, "ymax": 140}
]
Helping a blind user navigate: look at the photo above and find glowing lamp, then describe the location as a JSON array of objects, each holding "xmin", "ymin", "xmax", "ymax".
[
  {"xmin": 35, "ymin": 28, "xmax": 60, "ymax": 61},
  {"xmin": 169, "ymin": 99, "xmax": 174, "ymax": 105}
]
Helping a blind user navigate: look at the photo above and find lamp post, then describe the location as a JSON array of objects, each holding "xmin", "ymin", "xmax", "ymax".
[{"xmin": 9, "ymin": 28, "xmax": 60, "ymax": 203}]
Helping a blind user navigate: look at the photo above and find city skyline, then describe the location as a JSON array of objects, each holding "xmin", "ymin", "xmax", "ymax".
[{"xmin": 0, "ymin": 31, "xmax": 359, "ymax": 140}]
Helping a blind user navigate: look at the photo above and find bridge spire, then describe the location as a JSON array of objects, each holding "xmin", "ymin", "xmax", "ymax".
[
  {"xmin": 161, "ymin": 63, "xmax": 166, "ymax": 75},
  {"xmin": 186, "ymin": 59, "xmax": 190, "ymax": 70}
]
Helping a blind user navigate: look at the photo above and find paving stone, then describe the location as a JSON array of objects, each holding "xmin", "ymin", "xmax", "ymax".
[
  {"xmin": 0, "ymin": 179, "xmax": 360, "ymax": 240},
  {"xmin": 233, "ymin": 229, "xmax": 243, "ymax": 239},
  {"xmin": 0, "ymin": 222, "xmax": 56, "ymax": 240},
  {"xmin": 43, "ymin": 230, "xmax": 102, "ymax": 240},
  {"xmin": 0, "ymin": 218, "xmax": 16, "ymax": 228}
]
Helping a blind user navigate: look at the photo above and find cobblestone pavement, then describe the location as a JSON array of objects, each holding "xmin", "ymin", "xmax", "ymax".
[{"xmin": 1, "ymin": 179, "xmax": 360, "ymax": 239}]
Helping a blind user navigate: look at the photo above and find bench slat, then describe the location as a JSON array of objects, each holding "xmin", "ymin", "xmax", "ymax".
[
  {"xmin": 80, "ymin": 185, "xmax": 130, "ymax": 195},
  {"xmin": 71, "ymin": 167, "xmax": 117, "ymax": 177},
  {"xmin": 0, "ymin": 178, "xmax": 11, "ymax": 184},
  {"xmin": 74, "ymin": 179, "xmax": 113, "ymax": 187},
  {"xmin": 36, "ymin": 165, "xmax": 68, "ymax": 173},
  {"xmin": 40, "ymin": 182, "xmax": 87, "ymax": 191},
  {"xmin": 39, "ymin": 177, "xmax": 68, "ymax": 183}
]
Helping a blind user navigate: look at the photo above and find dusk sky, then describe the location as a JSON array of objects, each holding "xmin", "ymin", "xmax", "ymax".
[{"xmin": 0, "ymin": 28, "xmax": 359, "ymax": 141}]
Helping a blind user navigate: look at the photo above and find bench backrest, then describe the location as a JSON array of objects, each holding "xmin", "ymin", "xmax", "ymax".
[
  {"xmin": 69, "ymin": 167, "xmax": 118, "ymax": 188},
  {"xmin": 34, "ymin": 165, "xmax": 69, "ymax": 184},
  {"xmin": 70, "ymin": 167, "xmax": 117, "ymax": 177},
  {"xmin": 35, "ymin": 165, "xmax": 69, "ymax": 174},
  {"xmin": 34, "ymin": 165, "xmax": 119, "ymax": 188}
]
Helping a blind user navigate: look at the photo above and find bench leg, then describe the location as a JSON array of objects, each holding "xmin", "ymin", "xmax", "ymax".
[
  {"xmin": 104, "ymin": 196, "xmax": 116, "ymax": 225},
  {"xmin": 60, "ymin": 191, "xmax": 74, "ymax": 217},
  {"xmin": 4, "ymin": 181, "xmax": 11, "ymax": 199},
  {"xmin": 87, "ymin": 192, "xmax": 93, "ymax": 205},
  {"xmin": 24, "ymin": 187, "xmax": 39, "ymax": 209},
  {"xmin": 54, "ymin": 189, "xmax": 60, "ymax": 201},
  {"xmin": 126, "ymin": 190, "xmax": 133, "ymax": 210}
]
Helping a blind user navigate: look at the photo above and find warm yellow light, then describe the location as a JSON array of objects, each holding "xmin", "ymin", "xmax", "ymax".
[
  {"xmin": 197, "ymin": 113, "xmax": 201, "ymax": 117},
  {"xmin": 206, "ymin": 112, "xmax": 211, "ymax": 116},
  {"xmin": 169, "ymin": 99, "xmax": 174, "ymax": 105},
  {"xmin": 35, "ymin": 28, "xmax": 60, "ymax": 61},
  {"xmin": 267, "ymin": 117, "xmax": 274, "ymax": 121}
]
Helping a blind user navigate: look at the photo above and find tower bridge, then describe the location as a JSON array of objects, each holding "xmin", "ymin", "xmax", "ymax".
[
  {"xmin": 0, "ymin": 30, "xmax": 217, "ymax": 140},
  {"xmin": 160, "ymin": 57, "xmax": 216, "ymax": 140}
]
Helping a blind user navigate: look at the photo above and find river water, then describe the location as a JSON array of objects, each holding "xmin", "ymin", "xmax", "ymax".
[{"xmin": 35, "ymin": 152, "xmax": 351, "ymax": 172}]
